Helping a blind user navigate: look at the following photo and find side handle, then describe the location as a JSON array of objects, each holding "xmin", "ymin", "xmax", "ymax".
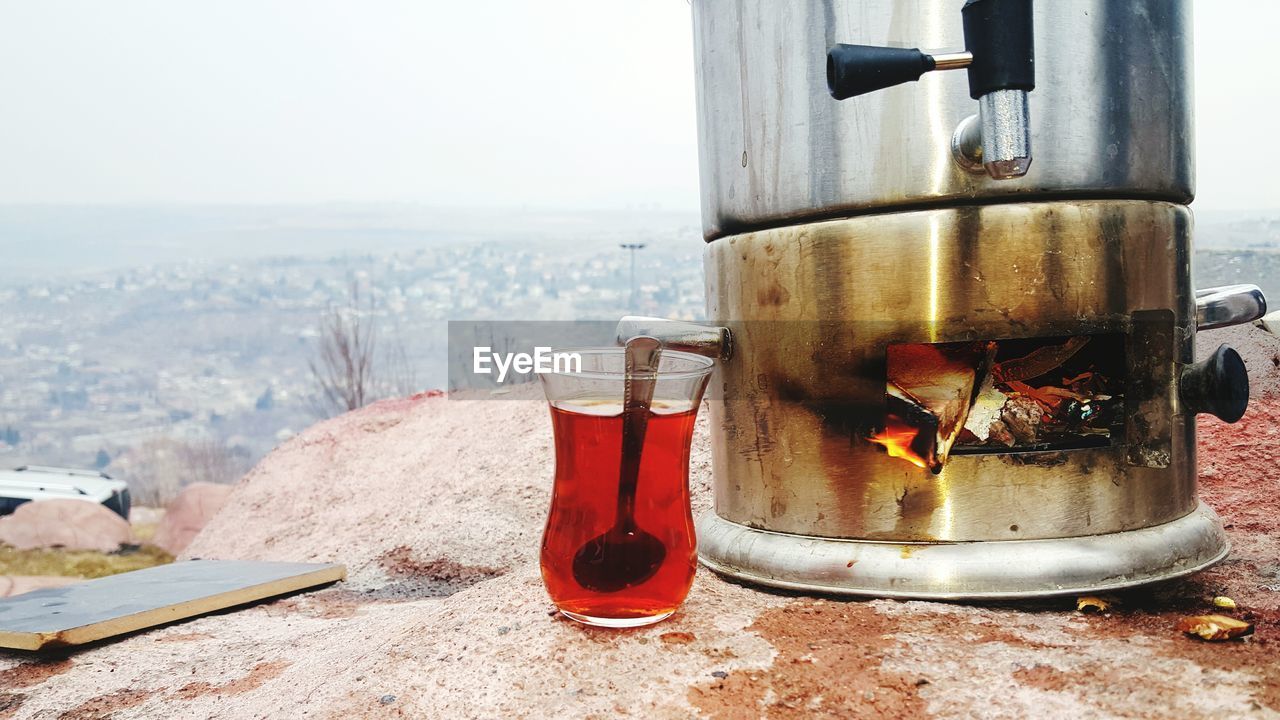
[
  {"xmin": 615, "ymin": 316, "xmax": 732, "ymax": 361},
  {"xmin": 1196, "ymin": 284, "xmax": 1266, "ymax": 330}
]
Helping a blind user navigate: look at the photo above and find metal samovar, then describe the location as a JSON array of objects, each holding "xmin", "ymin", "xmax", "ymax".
[{"xmin": 619, "ymin": 0, "xmax": 1267, "ymax": 598}]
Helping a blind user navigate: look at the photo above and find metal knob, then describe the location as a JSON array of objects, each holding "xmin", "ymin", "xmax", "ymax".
[{"xmin": 1181, "ymin": 344, "xmax": 1249, "ymax": 423}]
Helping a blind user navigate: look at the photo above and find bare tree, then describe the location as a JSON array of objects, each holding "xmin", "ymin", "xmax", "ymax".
[
  {"xmin": 309, "ymin": 282, "xmax": 378, "ymax": 418},
  {"xmin": 115, "ymin": 438, "xmax": 250, "ymax": 507},
  {"xmin": 308, "ymin": 281, "xmax": 419, "ymax": 418},
  {"xmin": 175, "ymin": 440, "xmax": 249, "ymax": 487}
]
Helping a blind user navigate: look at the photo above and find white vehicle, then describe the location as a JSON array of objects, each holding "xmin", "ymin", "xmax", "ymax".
[{"xmin": 0, "ymin": 466, "xmax": 131, "ymax": 519}]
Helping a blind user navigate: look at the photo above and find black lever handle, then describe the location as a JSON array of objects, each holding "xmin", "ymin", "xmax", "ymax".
[
  {"xmin": 826, "ymin": 44, "xmax": 936, "ymax": 101},
  {"xmin": 1181, "ymin": 344, "xmax": 1250, "ymax": 423},
  {"xmin": 826, "ymin": 0, "xmax": 1033, "ymax": 102}
]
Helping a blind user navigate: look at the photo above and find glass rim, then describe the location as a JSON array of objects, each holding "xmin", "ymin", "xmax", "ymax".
[{"xmin": 543, "ymin": 346, "xmax": 715, "ymax": 381}]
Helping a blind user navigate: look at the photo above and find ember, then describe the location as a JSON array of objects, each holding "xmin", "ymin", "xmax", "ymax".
[{"xmin": 872, "ymin": 334, "xmax": 1125, "ymax": 470}]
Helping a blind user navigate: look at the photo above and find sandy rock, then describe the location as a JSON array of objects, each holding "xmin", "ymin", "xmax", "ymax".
[
  {"xmin": 183, "ymin": 388, "xmax": 558, "ymax": 581},
  {"xmin": 0, "ymin": 499, "xmax": 133, "ymax": 552},
  {"xmin": 1260, "ymin": 311, "xmax": 1280, "ymax": 337},
  {"xmin": 1, "ymin": 365, "xmax": 1278, "ymax": 719},
  {"xmin": 151, "ymin": 483, "xmax": 234, "ymax": 556},
  {"xmin": 0, "ymin": 575, "xmax": 81, "ymax": 598}
]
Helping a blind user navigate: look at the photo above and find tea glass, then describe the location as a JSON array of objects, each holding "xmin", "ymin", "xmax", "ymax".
[{"xmin": 539, "ymin": 347, "xmax": 714, "ymax": 627}]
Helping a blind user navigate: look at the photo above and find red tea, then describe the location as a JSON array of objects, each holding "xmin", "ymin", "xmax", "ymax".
[{"xmin": 540, "ymin": 399, "xmax": 699, "ymax": 624}]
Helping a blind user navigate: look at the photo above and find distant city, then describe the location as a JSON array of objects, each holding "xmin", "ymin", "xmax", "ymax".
[
  {"xmin": 0, "ymin": 206, "xmax": 706, "ymax": 487},
  {"xmin": 0, "ymin": 205, "xmax": 1275, "ymax": 496}
]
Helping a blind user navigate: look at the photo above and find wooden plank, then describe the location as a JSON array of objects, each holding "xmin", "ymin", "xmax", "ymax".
[{"xmin": 0, "ymin": 559, "xmax": 345, "ymax": 651}]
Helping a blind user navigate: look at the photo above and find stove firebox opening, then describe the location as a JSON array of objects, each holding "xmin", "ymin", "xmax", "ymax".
[{"xmin": 871, "ymin": 334, "xmax": 1126, "ymax": 472}]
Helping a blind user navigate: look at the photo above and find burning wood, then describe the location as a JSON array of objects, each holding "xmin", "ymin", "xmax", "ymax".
[
  {"xmin": 870, "ymin": 342, "xmax": 995, "ymax": 472},
  {"xmin": 992, "ymin": 336, "xmax": 1090, "ymax": 384},
  {"xmin": 870, "ymin": 409, "xmax": 934, "ymax": 470},
  {"xmin": 872, "ymin": 334, "xmax": 1123, "ymax": 470}
]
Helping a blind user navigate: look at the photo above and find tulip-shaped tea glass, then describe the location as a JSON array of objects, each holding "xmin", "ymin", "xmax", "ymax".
[{"xmin": 539, "ymin": 346, "xmax": 714, "ymax": 627}]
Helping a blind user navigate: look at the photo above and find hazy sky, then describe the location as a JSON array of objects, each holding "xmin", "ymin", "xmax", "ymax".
[{"xmin": 0, "ymin": 1, "xmax": 1275, "ymax": 213}]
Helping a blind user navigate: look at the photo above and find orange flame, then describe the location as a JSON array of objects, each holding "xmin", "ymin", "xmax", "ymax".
[{"xmin": 868, "ymin": 415, "xmax": 931, "ymax": 470}]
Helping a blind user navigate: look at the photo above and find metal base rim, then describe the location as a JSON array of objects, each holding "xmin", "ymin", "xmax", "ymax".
[{"xmin": 696, "ymin": 503, "xmax": 1229, "ymax": 600}]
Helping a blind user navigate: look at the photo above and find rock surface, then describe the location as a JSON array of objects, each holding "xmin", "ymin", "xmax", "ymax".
[
  {"xmin": 0, "ymin": 500, "xmax": 133, "ymax": 553},
  {"xmin": 151, "ymin": 483, "xmax": 234, "ymax": 556},
  {"xmin": 2, "ymin": 330, "xmax": 1279, "ymax": 719}
]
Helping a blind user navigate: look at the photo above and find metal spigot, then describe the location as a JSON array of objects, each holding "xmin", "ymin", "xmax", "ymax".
[
  {"xmin": 827, "ymin": 0, "xmax": 1035, "ymax": 180},
  {"xmin": 950, "ymin": 89, "xmax": 1032, "ymax": 180}
]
